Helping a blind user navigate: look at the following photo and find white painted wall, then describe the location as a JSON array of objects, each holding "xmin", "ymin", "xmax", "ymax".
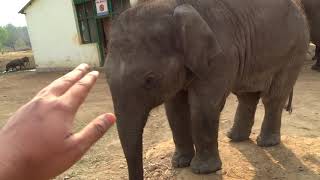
[{"xmin": 24, "ymin": 0, "xmax": 100, "ymax": 70}]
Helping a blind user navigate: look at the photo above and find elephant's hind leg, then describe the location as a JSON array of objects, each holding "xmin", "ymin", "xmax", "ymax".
[
  {"xmin": 257, "ymin": 61, "xmax": 302, "ymax": 147},
  {"xmin": 228, "ymin": 92, "xmax": 260, "ymax": 141},
  {"xmin": 257, "ymin": 96, "xmax": 287, "ymax": 147},
  {"xmin": 165, "ymin": 90, "xmax": 195, "ymax": 168}
]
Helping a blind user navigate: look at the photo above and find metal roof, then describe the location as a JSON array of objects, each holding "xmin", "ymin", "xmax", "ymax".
[{"xmin": 19, "ymin": 0, "xmax": 34, "ymax": 14}]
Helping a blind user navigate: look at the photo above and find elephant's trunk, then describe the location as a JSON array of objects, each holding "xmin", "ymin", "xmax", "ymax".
[{"xmin": 116, "ymin": 108, "xmax": 149, "ymax": 180}]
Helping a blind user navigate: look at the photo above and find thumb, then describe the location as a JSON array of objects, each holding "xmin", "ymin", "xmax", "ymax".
[{"xmin": 70, "ymin": 113, "xmax": 116, "ymax": 156}]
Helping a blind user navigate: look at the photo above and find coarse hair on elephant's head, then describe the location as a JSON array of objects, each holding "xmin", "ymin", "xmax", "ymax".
[{"xmin": 105, "ymin": 3, "xmax": 222, "ymax": 179}]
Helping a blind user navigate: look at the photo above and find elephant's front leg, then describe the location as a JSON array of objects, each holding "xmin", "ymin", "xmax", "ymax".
[
  {"xmin": 165, "ymin": 90, "xmax": 195, "ymax": 168},
  {"xmin": 188, "ymin": 84, "xmax": 228, "ymax": 174}
]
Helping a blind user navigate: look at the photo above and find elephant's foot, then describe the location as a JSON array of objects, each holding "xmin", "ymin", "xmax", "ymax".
[
  {"xmin": 257, "ymin": 133, "xmax": 280, "ymax": 147},
  {"xmin": 172, "ymin": 150, "xmax": 194, "ymax": 168},
  {"xmin": 190, "ymin": 154, "xmax": 222, "ymax": 174},
  {"xmin": 227, "ymin": 126, "xmax": 251, "ymax": 142}
]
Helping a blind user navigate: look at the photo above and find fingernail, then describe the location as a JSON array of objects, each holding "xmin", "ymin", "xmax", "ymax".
[
  {"xmin": 78, "ymin": 63, "xmax": 89, "ymax": 70},
  {"xmin": 89, "ymin": 71, "xmax": 100, "ymax": 77},
  {"xmin": 105, "ymin": 113, "xmax": 116, "ymax": 124}
]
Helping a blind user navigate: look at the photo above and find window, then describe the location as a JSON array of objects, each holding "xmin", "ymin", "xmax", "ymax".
[
  {"xmin": 74, "ymin": 0, "xmax": 130, "ymax": 44},
  {"xmin": 111, "ymin": 0, "xmax": 130, "ymax": 14},
  {"xmin": 75, "ymin": 1, "xmax": 98, "ymax": 44}
]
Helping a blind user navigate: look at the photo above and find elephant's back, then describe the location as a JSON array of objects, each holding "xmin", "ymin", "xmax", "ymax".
[
  {"xmin": 185, "ymin": 0, "xmax": 309, "ymax": 59},
  {"xmin": 203, "ymin": 0, "xmax": 310, "ymax": 93},
  {"xmin": 221, "ymin": 0, "xmax": 308, "ymax": 53}
]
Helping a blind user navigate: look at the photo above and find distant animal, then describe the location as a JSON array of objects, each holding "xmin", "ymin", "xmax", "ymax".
[
  {"xmin": 311, "ymin": 45, "xmax": 320, "ymax": 71},
  {"xmin": 21, "ymin": 57, "xmax": 30, "ymax": 67},
  {"xmin": 298, "ymin": 0, "xmax": 320, "ymax": 71},
  {"xmin": 6, "ymin": 57, "xmax": 30, "ymax": 72}
]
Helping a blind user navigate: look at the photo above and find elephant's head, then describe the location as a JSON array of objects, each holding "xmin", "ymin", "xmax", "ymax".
[{"xmin": 105, "ymin": 2, "xmax": 222, "ymax": 179}]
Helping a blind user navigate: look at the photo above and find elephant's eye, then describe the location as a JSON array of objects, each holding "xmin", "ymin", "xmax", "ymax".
[{"xmin": 143, "ymin": 72, "xmax": 159, "ymax": 90}]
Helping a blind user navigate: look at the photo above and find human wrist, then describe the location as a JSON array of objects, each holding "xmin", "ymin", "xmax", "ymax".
[{"xmin": 0, "ymin": 132, "xmax": 26, "ymax": 180}]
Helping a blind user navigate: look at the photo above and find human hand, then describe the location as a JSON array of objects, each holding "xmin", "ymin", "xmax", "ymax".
[{"xmin": 0, "ymin": 64, "xmax": 116, "ymax": 180}]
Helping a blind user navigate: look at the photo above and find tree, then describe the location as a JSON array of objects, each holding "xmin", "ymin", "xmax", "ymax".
[
  {"xmin": 15, "ymin": 38, "xmax": 27, "ymax": 49},
  {"xmin": 0, "ymin": 24, "xmax": 31, "ymax": 52},
  {"xmin": 0, "ymin": 27, "xmax": 8, "ymax": 52},
  {"xmin": 4, "ymin": 24, "xmax": 18, "ymax": 50},
  {"xmin": 20, "ymin": 27, "xmax": 31, "ymax": 47}
]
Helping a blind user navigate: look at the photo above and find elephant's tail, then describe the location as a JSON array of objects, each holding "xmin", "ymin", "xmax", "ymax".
[{"xmin": 285, "ymin": 90, "xmax": 293, "ymax": 114}]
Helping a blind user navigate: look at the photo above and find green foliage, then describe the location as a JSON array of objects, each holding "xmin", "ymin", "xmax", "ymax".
[
  {"xmin": 0, "ymin": 27, "xmax": 8, "ymax": 51},
  {"xmin": 0, "ymin": 24, "xmax": 31, "ymax": 51},
  {"xmin": 15, "ymin": 38, "xmax": 27, "ymax": 49},
  {"xmin": 4, "ymin": 24, "xmax": 18, "ymax": 49}
]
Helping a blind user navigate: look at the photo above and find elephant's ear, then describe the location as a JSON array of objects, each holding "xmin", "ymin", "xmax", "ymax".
[{"xmin": 174, "ymin": 4, "xmax": 222, "ymax": 79}]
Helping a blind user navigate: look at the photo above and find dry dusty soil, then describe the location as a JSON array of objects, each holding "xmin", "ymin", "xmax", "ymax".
[{"xmin": 0, "ymin": 54, "xmax": 319, "ymax": 179}]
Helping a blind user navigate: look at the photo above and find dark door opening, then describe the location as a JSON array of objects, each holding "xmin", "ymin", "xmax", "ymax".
[
  {"xmin": 96, "ymin": 17, "xmax": 112, "ymax": 66},
  {"xmin": 101, "ymin": 17, "xmax": 112, "ymax": 57}
]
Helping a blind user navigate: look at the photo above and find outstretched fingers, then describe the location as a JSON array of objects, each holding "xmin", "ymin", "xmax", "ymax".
[
  {"xmin": 67, "ymin": 114, "xmax": 116, "ymax": 158},
  {"xmin": 60, "ymin": 71, "xmax": 100, "ymax": 112},
  {"xmin": 45, "ymin": 64, "xmax": 90, "ymax": 96}
]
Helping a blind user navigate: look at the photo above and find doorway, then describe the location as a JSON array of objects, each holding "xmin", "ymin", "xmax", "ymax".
[
  {"xmin": 96, "ymin": 17, "xmax": 112, "ymax": 66},
  {"xmin": 101, "ymin": 17, "xmax": 112, "ymax": 58}
]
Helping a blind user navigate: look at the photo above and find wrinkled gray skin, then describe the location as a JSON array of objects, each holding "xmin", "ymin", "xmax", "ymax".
[
  {"xmin": 299, "ymin": 0, "xmax": 320, "ymax": 70},
  {"xmin": 105, "ymin": 0, "xmax": 309, "ymax": 179}
]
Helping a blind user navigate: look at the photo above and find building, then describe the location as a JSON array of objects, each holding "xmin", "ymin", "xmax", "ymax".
[{"xmin": 19, "ymin": 0, "xmax": 133, "ymax": 71}]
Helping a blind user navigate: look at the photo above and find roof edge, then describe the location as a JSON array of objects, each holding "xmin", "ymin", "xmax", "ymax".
[{"xmin": 19, "ymin": 0, "xmax": 34, "ymax": 14}]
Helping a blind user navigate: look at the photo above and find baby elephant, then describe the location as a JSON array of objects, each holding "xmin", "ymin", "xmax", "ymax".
[{"xmin": 105, "ymin": 0, "xmax": 309, "ymax": 179}]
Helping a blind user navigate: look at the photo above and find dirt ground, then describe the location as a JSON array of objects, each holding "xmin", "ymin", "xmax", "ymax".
[{"xmin": 0, "ymin": 55, "xmax": 319, "ymax": 179}]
